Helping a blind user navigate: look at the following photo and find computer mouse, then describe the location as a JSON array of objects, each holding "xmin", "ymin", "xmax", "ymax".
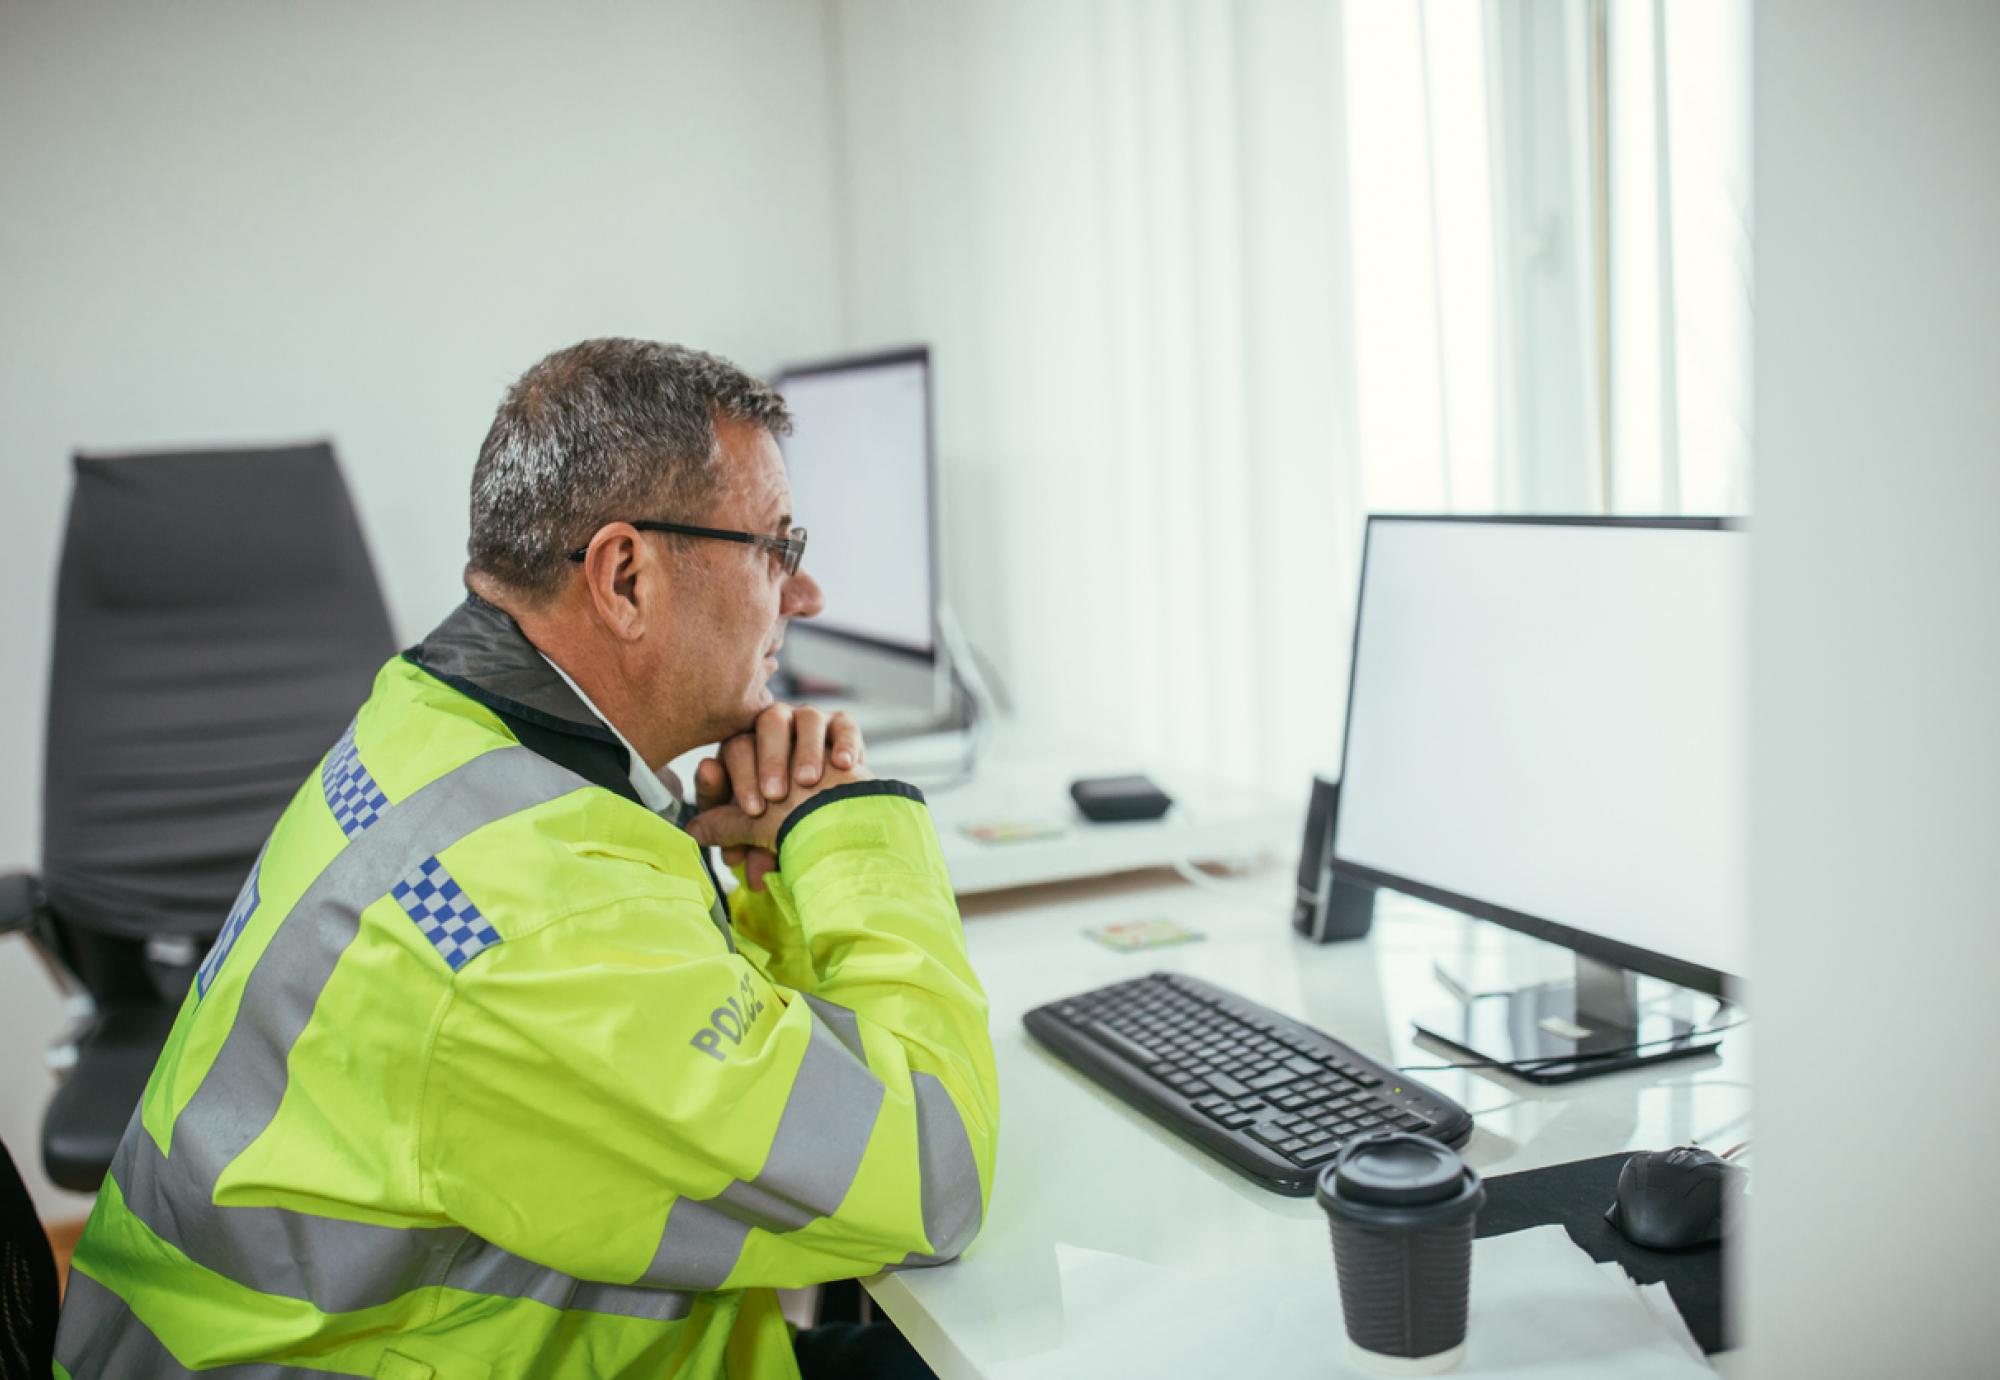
[{"xmin": 1604, "ymin": 1145, "xmax": 1742, "ymax": 1250}]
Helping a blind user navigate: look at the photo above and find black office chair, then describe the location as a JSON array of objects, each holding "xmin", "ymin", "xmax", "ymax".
[{"xmin": 0, "ymin": 443, "xmax": 395, "ymax": 1192}]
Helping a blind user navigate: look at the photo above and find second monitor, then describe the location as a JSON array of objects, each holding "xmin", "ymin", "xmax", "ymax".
[
  {"xmin": 772, "ymin": 346, "xmax": 950, "ymax": 726},
  {"xmin": 1331, "ymin": 515, "xmax": 1748, "ymax": 1080}
]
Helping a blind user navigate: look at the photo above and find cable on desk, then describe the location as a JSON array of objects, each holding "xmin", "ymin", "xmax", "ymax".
[
  {"xmin": 893, "ymin": 735, "xmax": 981, "ymax": 794},
  {"xmin": 1396, "ymin": 1015, "xmax": 1750, "ymax": 1076},
  {"xmin": 886, "ymin": 610, "xmax": 995, "ymax": 795},
  {"xmin": 1170, "ymin": 858, "xmax": 1277, "ymax": 897}
]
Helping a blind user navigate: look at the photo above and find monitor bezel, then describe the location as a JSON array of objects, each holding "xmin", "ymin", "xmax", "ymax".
[
  {"xmin": 772, "ymin": 344, "xmax": 939, "ymax": 665},
  {"xmin": 1328, "ymin": 512, "xmax": 1743, "ymax": 998}
]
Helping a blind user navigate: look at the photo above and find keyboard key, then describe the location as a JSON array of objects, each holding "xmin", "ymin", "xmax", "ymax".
[
  {"xmin": 1204, "ymin": 1071, "xmax": 1250, "ymax": 1098},
  {"xmin": 1292, "ymin": 1139, "xmax": 1344, "ymax": 1167},
  {"xmin": 1247, "ymin": 1121, "xmax": 1292, "ymax": 1149},
  {"xmin": 1088, "ymin": 1022, "xmax": 1163, "ymax": 1068},
  {"xmin": 1246, "ymin": 1067, "xmax": 1300, "ymax": 1093}
]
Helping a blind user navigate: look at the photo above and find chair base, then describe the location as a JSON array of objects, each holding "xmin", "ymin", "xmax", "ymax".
[{"xmin": 44, "ymin": 1005, "xmax": 179, "ymax": 1193}]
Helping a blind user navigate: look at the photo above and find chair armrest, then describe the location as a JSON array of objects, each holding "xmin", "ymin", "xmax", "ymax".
[{"xmin": 1, "ymin": 869, "xmax": 48, "ymax": 933}]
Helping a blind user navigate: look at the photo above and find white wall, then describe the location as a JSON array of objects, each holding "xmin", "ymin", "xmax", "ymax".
[
  {"xmin": 1747, "ymin": 1, "xmax": 2000, "ymax": 1371},
  {"xmin": 0, "ymin": 0, "xmax": 843, "ymax": 1218}
]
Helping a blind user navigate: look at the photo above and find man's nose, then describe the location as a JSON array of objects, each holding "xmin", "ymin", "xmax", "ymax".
[{"xmin": 782, "ymin": 568, "xmax": 824, "ymax": 619}]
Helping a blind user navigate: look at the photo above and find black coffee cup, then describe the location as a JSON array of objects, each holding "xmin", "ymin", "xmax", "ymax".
[{"xmin": 1316, "ymin": 1132, "xmax": 1486, "ymax": 1374}]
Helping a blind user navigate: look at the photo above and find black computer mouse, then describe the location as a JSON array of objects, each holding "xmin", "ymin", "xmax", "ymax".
[{"xmin": 1604, "ymin": 1145, "xmax": 1742, "ymax": 1250}]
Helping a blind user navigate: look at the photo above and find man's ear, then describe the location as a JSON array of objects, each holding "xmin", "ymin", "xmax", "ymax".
[{"xmin": 578, "ymin": 524, "xmax": 655, "ymax": 643}]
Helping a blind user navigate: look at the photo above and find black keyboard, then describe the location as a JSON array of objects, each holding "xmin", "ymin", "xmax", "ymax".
[{"xmin": 1024, "ymin": 972, "xmax": 1473, "ymax": 1196}]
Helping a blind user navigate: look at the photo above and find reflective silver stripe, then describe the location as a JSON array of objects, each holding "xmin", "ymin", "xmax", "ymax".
[
  {"xmin": 112, "ymin": 1124, "xmax": 459, "ymax": 1314},
  {"xmin": 643, "ymin": 1007, "xmax": 886, "ymax": 1289},
  {"xmin": 56, "ymin": 1270, "xmax": 353, "ymax": 1378},
  {"xmin": 112, "ymin": 744, "xmax": 693, "ymax": 1323},
  {"xmin": 111, "ymin": 1135, "xmax": 697, "ymax": 1323},
  {"xmin": 636, "ymin": 1197, "xmax": 750, "ymax": 1293},
  {"xmin": 893, "ymin": 1072, "xmax": 984, "ymax": 1268},
  {"xmin": 440, "ymin": 1235, "xmax": 694, "ymax": 1322},
  {"xmin": 801, "ymin": 993, "xmax": 866, "ymax": 1063}
]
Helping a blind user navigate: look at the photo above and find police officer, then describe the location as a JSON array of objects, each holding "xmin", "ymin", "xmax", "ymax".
[{"xmin": 55, "ymin": 339, "xmax": 999, "ymax": 1379}]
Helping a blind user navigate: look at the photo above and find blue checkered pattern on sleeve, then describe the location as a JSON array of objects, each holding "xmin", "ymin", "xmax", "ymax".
[
  {"xmin": 321, "ymin": 722, "xmax": 390, "ymax": 838},
  {"xmin": 195, "ymin": 853, "xmax": 263, "ymax": 1000},
  {"xmin": 391, "ymin": 856, "xmax": 501, "ymax": 971}
]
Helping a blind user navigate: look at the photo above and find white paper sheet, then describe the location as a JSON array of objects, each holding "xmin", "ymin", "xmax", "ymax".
[
  {"xmin": 1443, "ymin": 1227, "xmax": 1715, "ymax": 1377},
  {"xmin": 1637, "ymin": 1281, "xmax": 1707, "ymax": 1365},
  {"xmin": 1595, "ymin": 1261, "xmax": 1709, "ymax": 1365}
]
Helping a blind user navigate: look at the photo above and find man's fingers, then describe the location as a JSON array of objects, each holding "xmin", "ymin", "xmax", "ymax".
[
  {"xmin": 721, "ymin": 734, "xmax": 764, "ymax": 817},
  {"xmin": 694, "ymin": 757, "xmax": 730, "ymax": 810},
  {"xmin": 688, "ymin": 803, "xmax": 759, "ymax": 851},
  {"xmin": 829, "ymin": 711, "xmax": 863, "ymax": 771},
  {"xmin": 791, "ymin": 705, "xmax": 828, "ymax": 786},
  {"xmin": 718, "ymin": 843, "xmax": 777, "ymax": 891},
  {"xmin": 754, "ymin": 704, "xmax": 795, "ymax": 801}
]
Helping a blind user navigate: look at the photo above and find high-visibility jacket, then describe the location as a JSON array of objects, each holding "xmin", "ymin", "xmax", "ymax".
[{"xmin": 55, "ymin": 597, "xmax": 1000, "ymax": 1379}]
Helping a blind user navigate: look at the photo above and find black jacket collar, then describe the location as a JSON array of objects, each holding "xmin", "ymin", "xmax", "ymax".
[{"xmin": 404, "ymin": 594, "xmax": 618, "ymax": 744}]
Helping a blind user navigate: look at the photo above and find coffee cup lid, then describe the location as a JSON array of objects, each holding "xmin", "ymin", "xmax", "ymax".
[{"xmin": 1322, "ymin": 1132, "xmax": 1466, "ymax": 1209}]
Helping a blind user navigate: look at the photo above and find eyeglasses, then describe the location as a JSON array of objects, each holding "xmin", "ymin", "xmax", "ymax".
[{"xmin": 567, "ymin": 521, "xmax": 808, "ymax": 576}]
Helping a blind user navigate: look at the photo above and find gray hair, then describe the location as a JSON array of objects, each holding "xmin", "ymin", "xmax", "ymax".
[{"xmin": 466, "ymin": 338, "xmax": 791, "ymax": 597}]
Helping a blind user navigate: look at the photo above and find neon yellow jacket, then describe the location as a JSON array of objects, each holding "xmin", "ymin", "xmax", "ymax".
[{"xmin": 56, "ymin": 599, "xmax": 999, "ymax": 1378}]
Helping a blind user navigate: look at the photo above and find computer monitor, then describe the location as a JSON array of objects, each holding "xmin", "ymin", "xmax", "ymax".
[
  {"xmin": 1329, "ymin": 515, "xmax": 1747, "ymax": 1081},
  {"xmin": 772, "ymin": 346, "xmax": 948, "ymax": 720}
]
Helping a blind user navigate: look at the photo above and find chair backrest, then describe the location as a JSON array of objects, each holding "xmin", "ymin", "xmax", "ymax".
[
  {"xmin": 0, "ymin": 1138, "xmax": 56, "ymax": 1380},
  {"xmin": 39, "ymin": 443, "xmax": 396, "ymax": 949}
]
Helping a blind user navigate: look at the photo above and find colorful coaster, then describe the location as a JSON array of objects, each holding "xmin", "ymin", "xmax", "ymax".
[
  {"xmin": 961, "ymin": 818, "xmax": 1069, "ymax": 844},
  {"xmin": 1082, "ymin": 918, "xmax": 1206, "ymax": 952}
]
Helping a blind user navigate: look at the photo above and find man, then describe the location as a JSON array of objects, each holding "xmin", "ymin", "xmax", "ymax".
[{"xmin": 55, "ymin": 339, "xmax": 1000, "ymax": 1379}]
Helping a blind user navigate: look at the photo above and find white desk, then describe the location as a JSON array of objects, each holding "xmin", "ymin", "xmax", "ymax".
[
  {"xmin": 877, "ymin": 736, "xmax": 1297, "ymax": 894},
  {"xmin": 865, "ymin": 868, "xmax": 1750, "ymax": 1378}
]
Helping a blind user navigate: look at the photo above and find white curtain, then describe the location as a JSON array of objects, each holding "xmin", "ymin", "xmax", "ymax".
[
  {"xmin": 1607, "ymin": 0, "xmax": 1755, "ymax": 516},
  {"xmin": 824, "ymin": 0, "xmax": 1746, "ymax": 789}
]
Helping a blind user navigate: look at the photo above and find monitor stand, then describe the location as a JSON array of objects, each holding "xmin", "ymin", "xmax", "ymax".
[{"xmin": 1412, "ymin": 953, "xmax": 1726, "ymax": 1083}]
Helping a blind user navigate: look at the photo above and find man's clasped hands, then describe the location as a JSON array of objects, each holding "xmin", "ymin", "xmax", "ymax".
[{"xmin": 688, "ymin": 703, "xmax": 870, "ymax": 891}]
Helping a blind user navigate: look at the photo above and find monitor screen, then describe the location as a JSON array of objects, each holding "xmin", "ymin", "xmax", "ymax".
[
  {"xmin": 1332, "ymin": 517, "xmax": 1749, "ymax": 987},
  {"xmin": 774, "ymin": 348, "xmax": 935, "ymax": 660}
]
